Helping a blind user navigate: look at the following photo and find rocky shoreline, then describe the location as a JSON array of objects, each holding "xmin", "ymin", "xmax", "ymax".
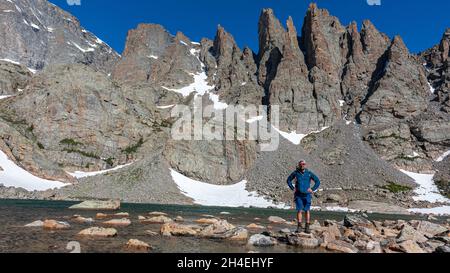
[{"xmin": 18, "ymin": 205, "xmax": 450, "ymax": 253}]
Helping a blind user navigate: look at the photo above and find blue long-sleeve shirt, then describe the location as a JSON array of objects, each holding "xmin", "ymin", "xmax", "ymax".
[{"xmin": 287, "ymin": 169, "xmax": 321, "ymax": 194}]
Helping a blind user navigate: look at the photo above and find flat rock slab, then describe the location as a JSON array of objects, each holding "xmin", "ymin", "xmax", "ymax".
[
  {"xmin": 71, "ymin": 216, "xmax": 94, "ymax": 224},
  {"xmin": 43, "ymin": 220, "xmax": 70, "ymax": 230},
  {"xmin": 69, "ymin": 200, "xmax": 120, "ymax": 210},
  {"xmin": 348, "ymin": 201, "xmax": 410, "ymax": 215},
  {"xmin": 24, "ymin": 220, "xmax": 44, "ymax": 227},
  {"xmin": 161, "ymin": 223, "xmax": 200, "ymax": 237},
  {"xmin": 268, "ymin": 216, "xmax": 286, "ymax": 224},
  {"xmin": 148, "ymin": 212, "xmax": 168, "ymax": 217},
  {"xmin": 103, "ymin": 218, "xmax": 131, "ymax": 227},
  {"xmin": 141, "ymin": 216, "xmax": 173, "ymax": 224},
  {"xmin": 78, "ymin": 227, "xmax": 118, "ymax": 237},
  {"xmin": 125, "ymin": 239, "xmax": 152, "ymax": 252},
  {"xmin": 247, "ymin": 223, "xmax": 265, "ymax": 230}
]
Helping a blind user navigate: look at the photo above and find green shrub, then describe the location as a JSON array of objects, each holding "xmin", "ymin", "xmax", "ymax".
[
  {"xmin": 60, "ymin": 138, "xmax": 83, "ymax": 146},
  {"xmin": 379, "ymin": 182, "xmax": 412, "ymax": 193},
  {"xmin": 123, "ymin": 138, "xmax": 144, "ymax": 155},
  {"xmin": 63, "ymin": 148, "xmax": 100, "ymax": 159},
  {"xmin": 104, "ymin": 157, "xmax": 114, "ymax": 166}
]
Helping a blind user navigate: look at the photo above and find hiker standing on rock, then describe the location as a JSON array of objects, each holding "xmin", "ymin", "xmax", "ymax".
[{"xmin": 287, "ymin": 160, "xmax": 321, "ymax": 234}]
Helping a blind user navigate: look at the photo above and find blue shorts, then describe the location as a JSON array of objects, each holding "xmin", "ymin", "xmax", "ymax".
[{"xmin": 294, "ymin": 193, "xmax": 312, "ymax": 212}]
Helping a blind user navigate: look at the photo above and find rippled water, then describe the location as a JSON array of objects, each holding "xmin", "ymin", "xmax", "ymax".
[{"xmin": 0, "ymin": 199, "xmax": 432, "ymax": 253}]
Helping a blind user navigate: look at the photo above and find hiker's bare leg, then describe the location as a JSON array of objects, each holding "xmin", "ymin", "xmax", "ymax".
[
  {"xmin": 306, "ymin": 211, "xmax": 311, "ymax": 224},
  {"xmin": 297, "ymin": 211, "xmax": 303, "ymax": 224}
]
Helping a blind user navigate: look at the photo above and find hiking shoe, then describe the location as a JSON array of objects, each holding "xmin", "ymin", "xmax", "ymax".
[
  {"xmin": 295, "ymin": 223, "xmax": 303, "ymax": 233},
  {"xmin": 304, "ymin": 223, "xmax": 311, "ymax": 234}
]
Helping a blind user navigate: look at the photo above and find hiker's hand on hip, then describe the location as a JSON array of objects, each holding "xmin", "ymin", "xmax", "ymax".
[{"xmin": 307, "ymin": 189, "xmax": 313, "ymax": 194}]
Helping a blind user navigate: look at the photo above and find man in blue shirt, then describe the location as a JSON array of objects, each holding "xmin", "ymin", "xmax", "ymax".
[{"xmin": 287, "ymin": 160, "xmax": 321, "ymax": 234}]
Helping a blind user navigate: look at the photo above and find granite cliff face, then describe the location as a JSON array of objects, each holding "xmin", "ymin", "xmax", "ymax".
[
  {"xmin": 0, "ymin": 1, "xmax": 449, "ymax": 204},
  {"xmin": 112, "ymin": 24, "xmax": 202, "ymax": 89},
  {"xmin": 0, "ymin": 0, "xmax": 119, "ymax": 73},
  {"xmin": 422, "ymin": 28, "xmax": 450, "ymax": 112}
]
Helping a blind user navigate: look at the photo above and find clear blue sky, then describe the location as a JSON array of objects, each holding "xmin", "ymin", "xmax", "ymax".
[{"xmin": 49, "ymin": 0, "xmax": 449, "ymax": 54}]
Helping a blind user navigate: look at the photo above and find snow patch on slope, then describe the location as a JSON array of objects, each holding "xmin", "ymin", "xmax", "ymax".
[
  {"xmin": 0, "ymin": 95, "xmax": 14, "ymax": 100},
  {"xmin": 68, "ymin": 163, "xmax": 133, "ymax": 179},
  {"xmin": 70, "ymin": 41, "xmax": 95, "ymax": 53},
  {"xmin": 436, "ymin": 150, "xmax": 450, "ymax": 162},
  {"xmin": 427, "ymin": 82, "xmax": 435, "ymax": 94},
  {"xmin": 157, "ymin": 104, "xmax": 175, "ymax": 109},
  {"xmin": 400, "ymin": 170, "xmax": 449, "ymax": 204},
  {"xmin": 272, "ymin": 126, "xmax": 329, "ymax": 145},
  {"xmin": 0, "ymin": 150, "xmax": 67, "ymax": 191},
  {"xmin": 161, "ymin": 46, "xmax": 228, "ymax": 110},
  {"xmin": 162, "ymin": 72, "xmax": 212, "ymax": 97},
  {"xmin": 170, "ymin": 169, "xmax": 288, "ymax": 209},
  {"xmin": 246, "ymin": 116, "xmax": 264, "ymax": 124},
  {"xmin": 0, "ymin": 58, "xmax": 36, "ymax": 73}
]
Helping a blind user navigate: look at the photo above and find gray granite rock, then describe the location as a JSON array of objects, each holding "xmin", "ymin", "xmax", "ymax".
[{"xmin": 0, "ymin": 0, "xmax": 119, "ymax": 73}]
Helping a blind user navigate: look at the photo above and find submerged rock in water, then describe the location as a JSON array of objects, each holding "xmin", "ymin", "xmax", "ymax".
[
  {"xmin": 78, "ymin": 227, "xmax": 118, "ymax": 237},
  {"xmin": 24, "ymin": 220, "xmax": 44, "ymax": 227},
  {"xmin": 103, "ymin": 218, "xmax": 131, "ymax": 227},
  {"xmin": 69, "ymin": 200, "xmax": 120, "ymax": 211},
  {"xmin": 141, "ymin": 215, "xmax": 173, "ymax": 224},
  {"xmin": 148, "ymin": 211, "xmax": 168, "ymax": 217},
  {"xmin": 248, "ymin": 234, "xmax": 277, "ymax": 247},
  {"xmin": 280, "ymin": 228, "xmax": 291, "ymax": 234},
  {"xmin": 43, "ymin": 220, "xmax": 70, "ymax": 230},
  {"xmin": 96, "ymin": 213, "xmax": 109, "ymax": 219},
  {"xmin": 268, "ymin": 216, "xmax": 286, "ymax": 224},
  {"xmin": 247, "ymin": 223, "xmax": 265, "ymax": 230},
  {"xmin": 71, "ymin": 216, "xmax": 94, "ymax": 224},
  {"xmin": 160, "ymin": 223, "xmax": 201, "ymax": 237},
  {"xmin": 114, "ymin": 212, "xmax": 129, "ymax": 218},
  {"xmin": 174, "ymin": 216, "xmax": 184, "ymax": 222},
  {"xmin": 195, "ymin": 218, "xmax": 220, "ymax": 225},
  {"xmin": 201, "ymin": 215, "xmax": 216, "ymax": 218},
  {"xmin": 144, "ymin": 230, "xmax": 159, "ymax": 237},
  {"xmin": 125, "ymin": 239, "xmax": 152, "ymax": 252}
]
